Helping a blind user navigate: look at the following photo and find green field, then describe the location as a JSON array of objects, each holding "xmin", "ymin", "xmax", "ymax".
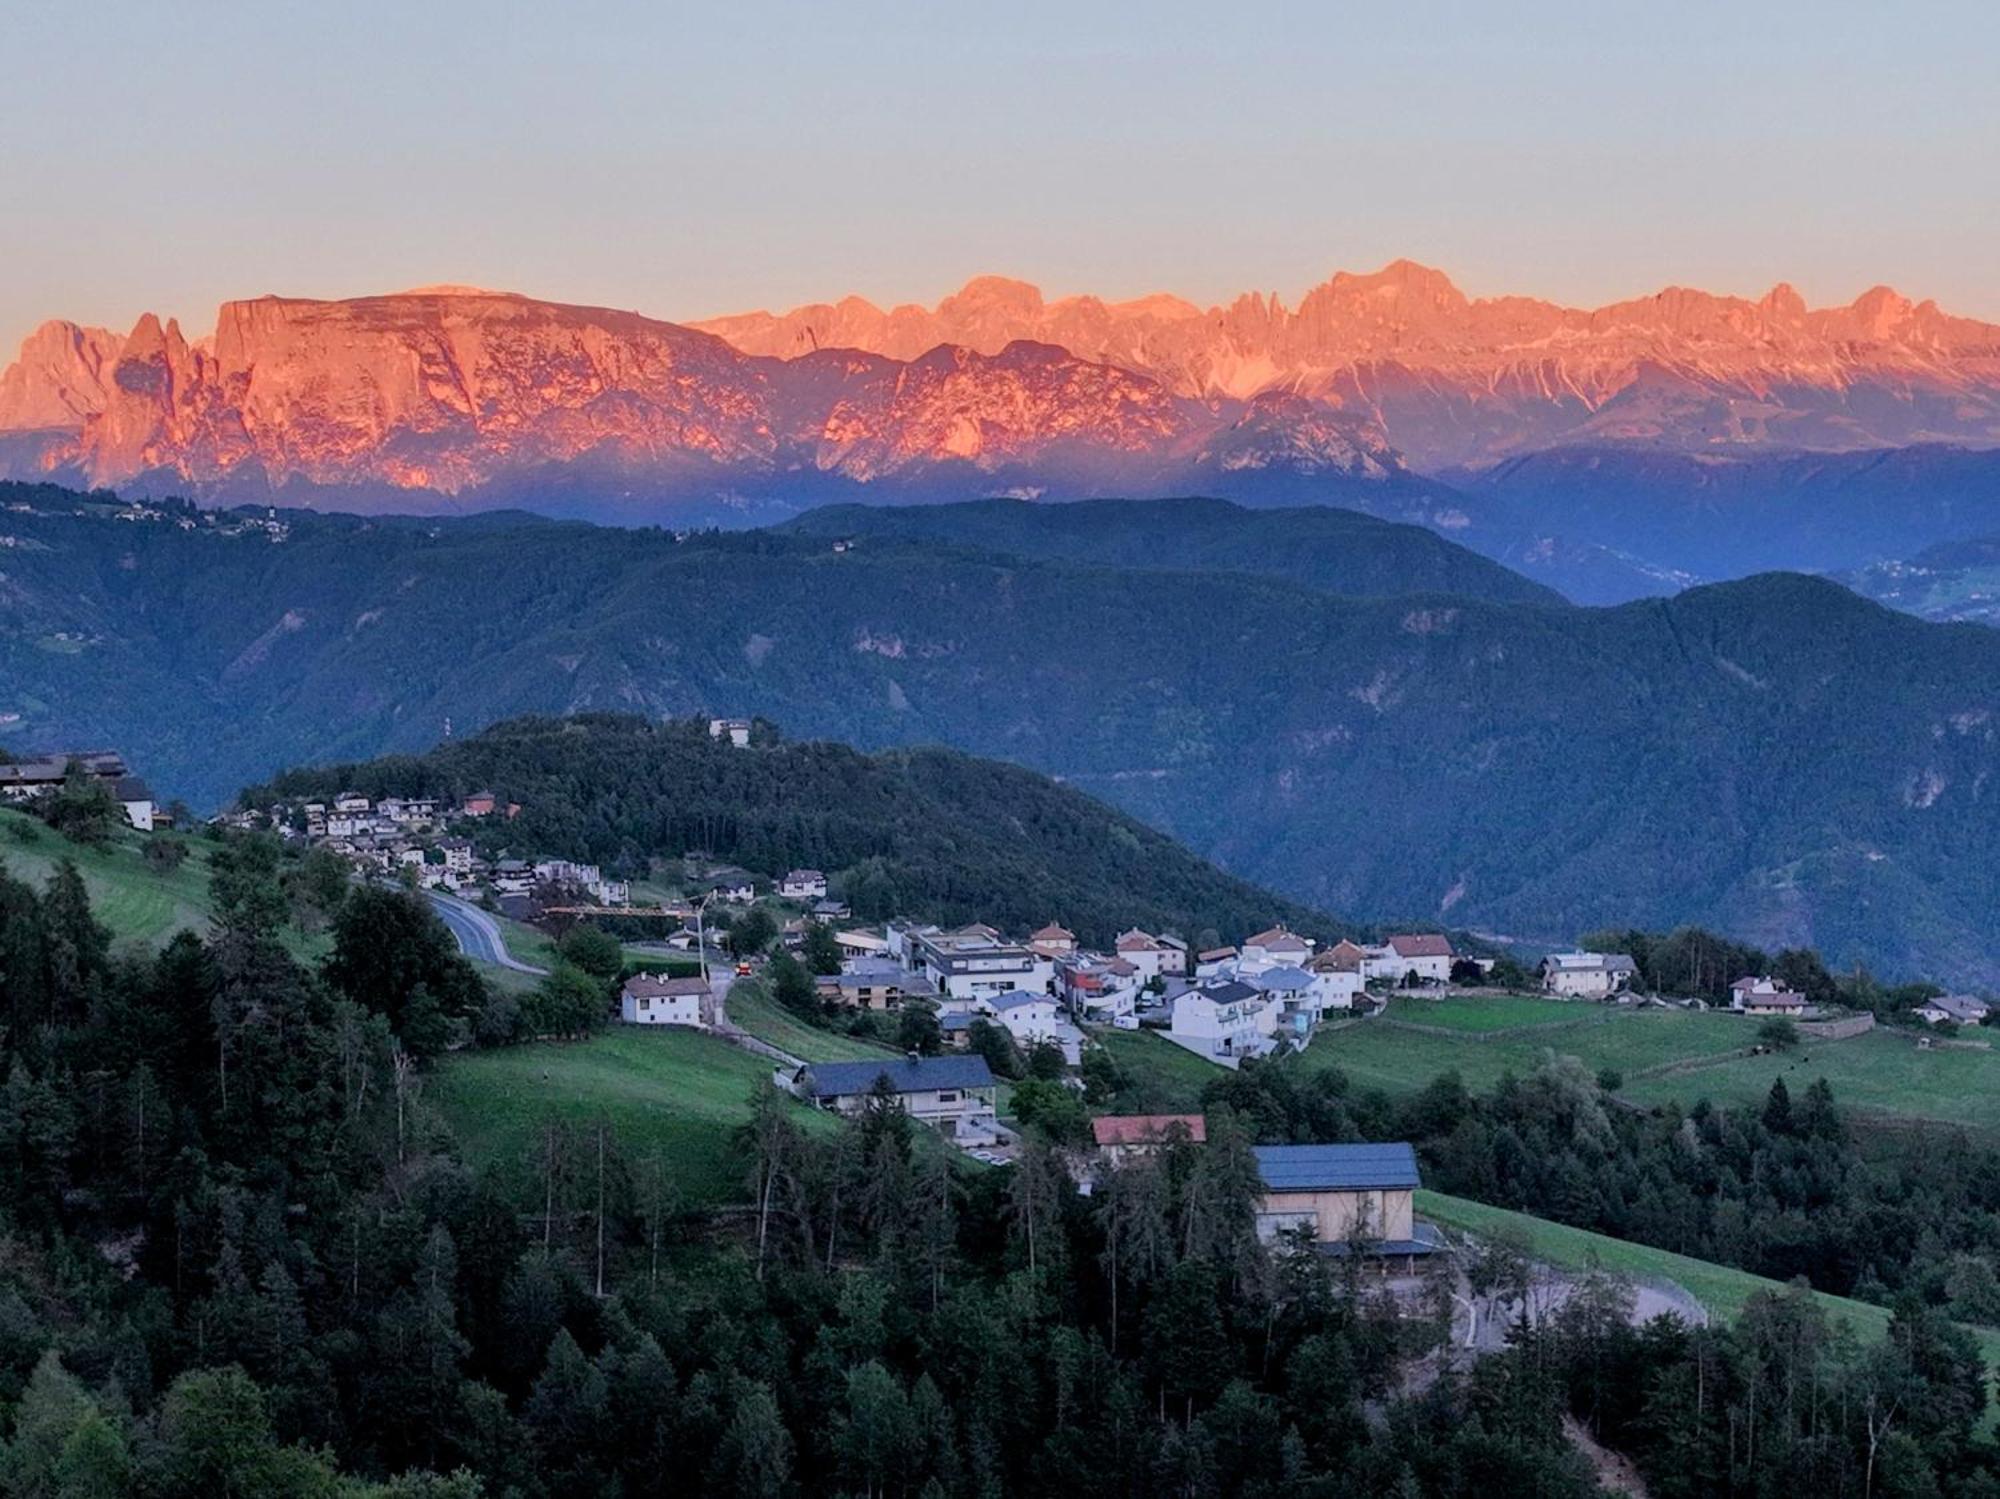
[
  {"xmin": 724, "ymin": 981, "xmax": 899, "ymax": 1062},
  {"xmin": 1095, "ymin": 1027, "xmax": 1223, "ymax": 1111},
  {"xmin": 1419, "ymin": 1189, "xmax": 2000, "ymax": 1413},
  {"xmin": 1622, "ymin": 1027, "xmax": 2000, "ymax": 1132},
  {"xmin": 1299, "ymin": 999, "xmax": 1756, "ymax": 1097},
  {"xmin": 1382, "ymin": 994, "xmax": 1601, "ymax": 1033},
  {"xmin": 0, "ymin": 807, "xmax": 217, "ymax": 947},
  {"xmin": 432, "ymin": 1026, "xmax": 823, "ymax": 1206}
]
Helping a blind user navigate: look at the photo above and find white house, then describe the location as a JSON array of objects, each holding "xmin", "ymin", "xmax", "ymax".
[
  {"xmin": 1542, "ymin": 951, "xmax": 1638, "ymax": 999},
  {"xmin": 620, "ymin": 974, "xmax": 710, "ymax": 1027},
  {"xmin": 909, "ymin": 925, "xmax": 1054, "ymax": 1001},
  {"xmin": 835, "ymin": 927, "xmax": 891, "ymax": 960},
  {"xmin": 1170, "ymin": 980, "xmax": 1280, "ymax": 1061},
  {"xmin": 1730, "ymin": 976, "xmax": 1805, "ymax": 1015},
  {"xmin": 1155, "ymin": 933, "xmax": 1191, "ymax": 978},
  {"xmin": 1383, "ymin": 934, "xmax": 1455, "ymax": 986},
  {"xmin": 1241, "ymin": 925, "xmax": 1314, "ymax": 967},
  {"xmin": 114, "ymin": 776, "xmax": 155, "ymax": 832},
  {"xmin": 1029, "ymin": 922, "xmax": 1079, "ymax": 957},
  {"xmin": 707, "ymin": 717, "xmax": 752, "ymax": 748},
  {"xmin": 987, "ymin": 991, "xmax": 1065, "ymax": 1046},
  {"xmin": 1113, "ymin": 929, "xmax": 1173, "ymax": 983},
  {"xmin": 1915, "ymin": 993, "xmax": 1991, "ymax": 1027},
  {"xmin": 780, "ymin": 869, "xmax": 829, "ymax": 900}
]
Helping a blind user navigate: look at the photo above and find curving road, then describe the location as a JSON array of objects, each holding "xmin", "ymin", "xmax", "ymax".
[{"xmin": 426, "ymin": 891, "xmax": 547, "ymax": 974}]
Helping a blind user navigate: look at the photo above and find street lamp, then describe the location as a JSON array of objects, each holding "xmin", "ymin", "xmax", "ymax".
[{"xmin": 693, "ymin": 891, "xmax": 714, "ymax": 984}]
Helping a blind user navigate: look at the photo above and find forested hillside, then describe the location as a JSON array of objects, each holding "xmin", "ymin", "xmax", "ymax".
[
  {"xmin": 781, "ymin": 496, "xmax": 1568, "ymax": 606},
  {"xmin": 10, "ymin": 484, "xmax": 2000, "ymax": 979},
  {"xmin": 246, "ymin": 715, "xmax": 1340, "ymax": 945}
]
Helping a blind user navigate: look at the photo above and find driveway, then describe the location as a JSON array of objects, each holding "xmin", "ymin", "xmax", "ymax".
[{"xmin": 426, "ymin": 891, "xmax": 547, "ymax": 974}]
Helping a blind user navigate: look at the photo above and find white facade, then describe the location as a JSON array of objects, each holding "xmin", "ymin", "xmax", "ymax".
[
  {"xmin": 620, "ymin": 976, "xmax": 708, "ymax": 1027},
  {"xmin": 1171, "ymin": 984, "xmax": 1278, "ymax": 1060}
]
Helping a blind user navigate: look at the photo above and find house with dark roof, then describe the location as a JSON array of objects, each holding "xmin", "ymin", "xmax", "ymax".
[
  {"xmin": 1915, "ymin": 993, "xmax": 1991, "ymax": 1027},
  {"xmin": 779, "ymin": 869, "xmax": 828, "ymax": 899},
  {"xmin": 787, "ymin": 1055, "xmax": 999, "ymax": 1143},
  {"xmin": 1251, "ymin": 1143, "xmax": 1435, "ymax": 1259},
  {"xmin": 1730, "ymin": 976, "xmax": 1804, "ymax": 1015}
]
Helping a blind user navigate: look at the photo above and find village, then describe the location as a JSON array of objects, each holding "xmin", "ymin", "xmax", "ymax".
[{"xmin": 215, "ymin": 751, "xmax": 2000, "ymax": 1282}]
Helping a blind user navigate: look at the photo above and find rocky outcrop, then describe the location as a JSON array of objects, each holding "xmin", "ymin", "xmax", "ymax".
[
  {"xmin": 700, "ymin": 261, "xmax": 2000, "ymax": 467},
  {"xmin": 0, "ymin": 290, "xmax": 1395, "ymax": 501}
]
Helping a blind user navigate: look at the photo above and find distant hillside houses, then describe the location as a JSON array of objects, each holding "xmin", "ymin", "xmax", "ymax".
[
  {"xmin": 1541, "ymin": 950, "xmax": 1638, "ymax": 999},
  {"xmin": 1167, "ymin": 926, "xmax": 1453, "ymax": 1066},
  {"xmin": 1730, "ymin": 976, "xmax": 1806, "ymax": 1015},
  {"xmin": 0, "ymin": 750, "xmax": 156, "ymax": 830}
]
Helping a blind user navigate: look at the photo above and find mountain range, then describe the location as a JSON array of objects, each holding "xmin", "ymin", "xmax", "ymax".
[
  {"xmin": 7, "ymin": 482, "xmax": 2000, "ymax": 985},
  {"xmin": 699, "ymin": 260, "xmax": 2000, "ymax": 469},
  {"xmin": 5, "ymin": 264, "xmax": 1999, "ymax": 605}
]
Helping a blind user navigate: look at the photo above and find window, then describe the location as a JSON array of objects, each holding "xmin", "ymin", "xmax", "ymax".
[{"xmin": 936, "ymin": 1092, "xmax": 958, "ymax": 1104}]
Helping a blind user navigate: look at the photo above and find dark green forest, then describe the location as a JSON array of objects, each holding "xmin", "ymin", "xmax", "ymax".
[
  {"xmin": 11, "ymin": 481, "xmax": 2000, "ymax": 979},
  {"xmin": 243, "ymin": 714, "xmax": 1339, "ymax": 948},
  {"xmin": 5, "ymin": 846, "xmax": 2000, "ymax": 1495}
]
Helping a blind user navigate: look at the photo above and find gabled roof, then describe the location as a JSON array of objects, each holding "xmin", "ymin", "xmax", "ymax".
[
  {"xmin": 1115, "ymin": 929, "xmax": 1162, "ymax": 952},
  {"xmin": 1197, "ymin": 945, "xmax": 1239, "ymax": 962},
  {"xmin": 805, "ymin": 1056, "xmax": 996, "ymax": 1098},
  {"xmin": 1254, "ymin": 1142, "xmax": 1421, "ymax": 1193},
  {"xmin": 1923, "ymin": 993, "xmax": 1991, "ymax": 1022},
  {"xmin": 1031, "ymin": 922, "xmax": 1076, "ymax": 942},
  {"xmin": 622, "ymin": 974, "xmax": 710, "ymax": 1000},
  {"xmin": 1388, "ymin": 933, "xmax": 1453, "ymax": 959},
  {"xmin": 1092, "ymin": 1114, "xmax": 1206, "ymax": 1147},
  {"xmin": 1245, "ymin": 925, "xmax": 1310, "ymax": 951},
  {"xmin": 1546, "ymin": 951, "xmax": 1636, "ymax": 974}
]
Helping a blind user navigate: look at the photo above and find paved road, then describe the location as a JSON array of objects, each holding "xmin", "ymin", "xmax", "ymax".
[
  {"xmin": 426, "ymin": 892, "xmax": 548, "ymax": 974},
  {"xmin": 710, "ymin": 974, "xmax": 804, "ymax": 1069}
]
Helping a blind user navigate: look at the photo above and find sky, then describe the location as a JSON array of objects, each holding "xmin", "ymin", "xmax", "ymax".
[{"xmin": 4, "ymin": 0, "xmax": 1998, "ymax": 353}]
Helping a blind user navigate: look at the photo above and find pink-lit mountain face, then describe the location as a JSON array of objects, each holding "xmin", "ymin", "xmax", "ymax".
[
  {"xmin": 698, "ymin": 261, "xmax": 2000, "ymax": 469},
  {"xmin": 4, "ymin": 264, "xmax": 1996, "ymax": 512},
  {"xmin": 0, "ymin": 290, "xmax": 1399, "ymax": 505}
]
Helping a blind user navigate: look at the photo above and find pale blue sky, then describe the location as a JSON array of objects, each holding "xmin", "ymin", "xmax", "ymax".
[{"xmin": 5, "ymin": 0, "xmax": 1997, "ymax": 352}]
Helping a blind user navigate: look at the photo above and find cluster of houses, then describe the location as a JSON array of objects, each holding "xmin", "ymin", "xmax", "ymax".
[
  {"xmin": 1167, "ymin": 928, "xmax": 1456, "ymax": 1064},
  {"xmin": 796, "ymin": 917, "xmax": 1470, "ymax": 1068},
  {"xmin": 770, "ymin": 1057, "xmax": 1439, "ymax": 1263},
  {"xmin": 0, "ymin": 750, "xmax": 156, "ymax": 830}
]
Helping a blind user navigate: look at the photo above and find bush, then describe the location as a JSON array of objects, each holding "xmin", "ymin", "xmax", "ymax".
[{"xmin": 1757, "ymin": 1018, "xmax": 1801, "ymax": 1050}]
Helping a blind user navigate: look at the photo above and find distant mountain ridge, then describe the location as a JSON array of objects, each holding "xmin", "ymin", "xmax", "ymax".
[
  {"xmin": 0, "ymin": 289, "xmax": 1409, "ymax": 514},
  {"xmin": 699, "ymin": 260, "xmax": 2000, "ymax": 468}
]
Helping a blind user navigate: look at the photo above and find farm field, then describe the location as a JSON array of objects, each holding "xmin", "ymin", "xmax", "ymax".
[
  {"xmin": 1297, "ymin": 997, "xmax": 1756, "ymax": 1097},
  {"xmin": 433, "ymin": 1026, "xmax": 823, "ymax": 1207},
  {"xmin": 0, "ymin": 806, "xmax": 216, "ymax": 947},
  {"xmin": 725, "ymin": 981, "xmax": 899, "ymax": 1062},
  {"xmin": 1621, "ymin": 1027, "xmax": 2000, "ymax": 1132}
]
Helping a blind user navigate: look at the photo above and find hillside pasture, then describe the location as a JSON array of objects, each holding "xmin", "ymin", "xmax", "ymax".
[{"xmin": 433, "ymin": 1026, "xmax": 823, "ymax": 1208}]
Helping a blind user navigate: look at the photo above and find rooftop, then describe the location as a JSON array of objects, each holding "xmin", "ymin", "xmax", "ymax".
[
  {"xmin": 1092, "ymin": 1114, "xmax": 1207, "ymax": 1147},
  {"xmin": 805, "ymin": 1055, "xmax": 997, "ymax": 1099},
  {"xmin": 1254, "ymin": 1142, "xmax": 1422, "ymax": 1193}
]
